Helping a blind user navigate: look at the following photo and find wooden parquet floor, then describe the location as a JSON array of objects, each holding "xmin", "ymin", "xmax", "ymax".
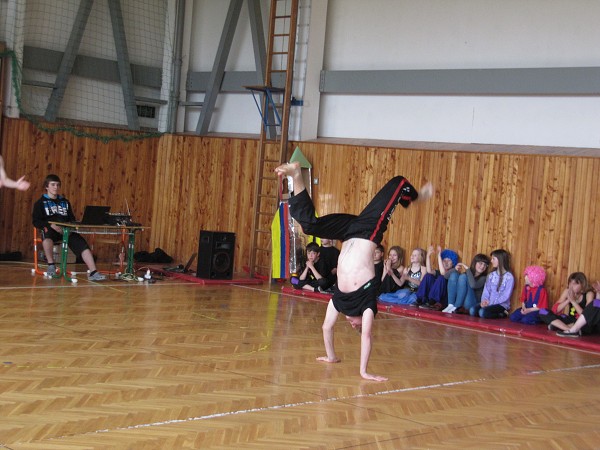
[{"xmin": 1, "ymin": 262, "xmax": 600, "ymax": 449}]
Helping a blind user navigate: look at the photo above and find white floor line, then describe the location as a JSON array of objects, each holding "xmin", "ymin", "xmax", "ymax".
[
  {"xmin": 527, "ymin": 363, "xmax": 600, "ymax": 375},
  {"xmin": 75, "ymin": 377, "xmax": 489, "ymax": 437},
  {"xmin": 75, "ymin": 358, "xmax": 600, "ymax": 438}
]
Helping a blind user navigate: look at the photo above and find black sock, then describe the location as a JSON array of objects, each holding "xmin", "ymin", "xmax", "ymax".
[{"xmin": 90, "ymin": 270, "xmax": 97, "ymax": 276}]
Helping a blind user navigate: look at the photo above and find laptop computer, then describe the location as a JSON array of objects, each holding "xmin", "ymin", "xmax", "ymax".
[
  {"xmin": 78, "ymin": 205, "xmax": 111, "ymax": 225},
  {"xmin": 164, "ymin": 253, "xmax": 197, "ymax": 273}
]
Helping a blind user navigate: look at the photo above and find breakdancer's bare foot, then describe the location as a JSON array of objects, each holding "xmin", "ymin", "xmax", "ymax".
[{"xmin": 274, "ymin": 161, "xmax": 301, "ymax": 177}]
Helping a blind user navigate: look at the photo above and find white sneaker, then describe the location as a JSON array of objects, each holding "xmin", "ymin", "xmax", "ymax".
[
  {"xmin": 442, "ymin": 305, "xmax": 456, "ymax": 313},
  {"xmin": 88, "ymin": 271, "xmax": 107, "ymax": 281}
]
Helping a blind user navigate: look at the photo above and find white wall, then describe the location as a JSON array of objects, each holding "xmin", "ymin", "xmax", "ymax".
[
  {"xmin": 5, "ymin": 0, "xmax": 600, "ymax": 148},
  {"xmin": 183, "ymin": 0, "xmax": 269, "ymax": 134},
  {"xmin": 318, "ymin": 0, "xmax": 600, "ymax": 148}
]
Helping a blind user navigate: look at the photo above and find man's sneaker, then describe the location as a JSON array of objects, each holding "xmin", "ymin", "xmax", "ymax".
[
  {"xmin": 556, "ymin": 330, "xmax": 581, "ymax": 338},
  {"xmin": 442, "ymin": 305, "xmax": 457, "ymax": 314},
  {"xmin": 548, "ymin": 324, "xmax": 559, "ymax": 331},
  {"xmin": 45, "ymin": 264, "xmax": 57, "ymax": 277},
  {"xmin": 88, "ymin": 271, "xmax": 107, "ymax": 281}
]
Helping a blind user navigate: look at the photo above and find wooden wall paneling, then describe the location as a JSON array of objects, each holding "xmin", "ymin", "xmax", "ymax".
[
  {"xmin": 503, "ymin": 154, "xmax": 521, "ymax": 294},
  {"xmin": 512, "ymin": 154, "xmax": 531, "ymax": 286},
  {"xmin": 483, "ymin": 152, "xmax": 499, "ymax": 254},
  {"xmin": 592, "ymin": 163, "xmax": 600, "ymax": 281},
  {"xmin": 448, "ymin": 152, "xmax": 465, "ymax": 256},
  {"xmin": 149, "ymin": 135, "xmax": 260, "ymax": 273},
  {"xmin": 535, "ymin": 156, "xmax": 550, "ymax": 288},
  {"xmin": 554, "ymin": 156, "xmax": 574, "ymax": 295},
  {"xmin": 446, "ymin": 151, "xmax": 463, "ymax": 251},
  {"xmin": 151, "ymin": 134, "xmax": 193, "ymax": 261},
  {"xmin": 221, "ymin": 137, "xmax": 240, "ymax": 266},
  {"xmin": 582, "ymin": 158, "xmax": 600, "ymax": 282},
  {"xmin": 586, "ymin": 159, "xmax": 600, "ymax": 278},
  {"xmin": 497, "ymin": 155, "xmax": 514, "ymax": 253},
  {"xmin": 224, "ymin": 138, "xmax": 255, "ymax": 271},
  {"xmin": 463, "ymin": 153, "xmax": 484, "ymax": 261},
  {"xmin": 487, "ymin": 154, "xmax": 505, "ymax": 251},
  {"xmin": 1, "ymin": 121, "xmax": 23, "ymax": 252},
  {"xmin": 513, "ymin": 154, "xmax": 536, "ymax": 296},
  {"xmin": 337, "ymin": 146, "xmax": 358, "ymax": 217},
  {"xmin": 182, "ymin": 135, "xmax": 201, "ymax": 259},
  {"xmin": 591, "ymin": 161, "xmax": 600, "ymax": 280},
  {"xmin": 563, "ymin": 156, "xmax": 579, "ymax": 281},
  {"xmin": 531, "ymin": 156, "xmax": 547, "ymax": 264},
  {"xmin": 443, "ymin": 152, "xmax": 459, "ymax": 251},
  {"xmin": 569, "ymin": 158, "xmax": 592, "ymax": 276},
  {"xmin": 507, "ymin": 154, "xmax": 520, "ymax": 255},
  {"xmin": 148, "ymin": 134, "xmax": 170, "ymax": 255},
  {"xmin": 187, "ymin": 135, "xmax": 207, "ymax": 259},
  {"xmin": 361, "ymin": 148, "xmax": 377, "ymax": 229},
  {"xmin": 197, "ymin": 136, "xmax": 216, "ymax": 233},
  {"xmin": 176, "ymin": 135, "xmax": 194, "ymax": 258},
  {"xmin": 477, "ymin": 153, "xmax": 493, "ymax": 254},
  {"xmin": 2, "ymin": 121, "xmax": 38, "ymax": 254},
  {"xmin": 409, "ymin": 149, "xmax": 434, "ymax": 255},
  {"xmin": 541, "ymin": 157, "xmax": 568, "ymax": 295},
  {"xmin": 179, "ymin": 136, "xmax": 201, "ymax": 260},
  {"xmin": 429, "ymin": 151, "xmax": 451, "ymax": 252},
  {"xmin": 0, "ymin": 121, "xmax": 13, "ymax": 249},
  {"xmin": 493, "ymin": 154, "xmax": 511, "ymax": 253},
  {"xmin": 237, "ymin": 139, "xmax": 259, "ymax": 269},
  {"xmin": 475, "ymin": 153, "xmax": 491, "ymax": 254}
]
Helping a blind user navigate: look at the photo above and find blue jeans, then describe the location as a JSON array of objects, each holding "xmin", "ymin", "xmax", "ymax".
[
  {"xmin": 470, "ymin": 303, "xmax": 507, "ymax": 318},
  {"xmin": 447, "ymin": 273, "xmax": 477, "ymax": 310},
  {"xmin": 379, "ymin": 289, "xmax": 417, "ymax": 305},
  {"xmin": 445, "ymin": 271, "xmax": 459, "ymax": 306}
]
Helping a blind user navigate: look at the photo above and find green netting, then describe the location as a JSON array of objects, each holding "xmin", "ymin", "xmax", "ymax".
[
  {"xmin": 2, "ymin": 48, "xmax": 162, "ymax": 143},
  {"xmin": 2, "ymin": 0, "xmax": 172, "ymax": 143}
]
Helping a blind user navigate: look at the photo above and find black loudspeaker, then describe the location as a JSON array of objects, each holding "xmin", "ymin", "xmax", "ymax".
[{"xmin": 196, "ymin": 230, "xmax": 235, "ymax": 279}]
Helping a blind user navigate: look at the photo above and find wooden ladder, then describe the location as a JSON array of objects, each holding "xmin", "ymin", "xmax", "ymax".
[{"xmin": 248, "ymin": 0, "xmax": 299, "ymax": 278}]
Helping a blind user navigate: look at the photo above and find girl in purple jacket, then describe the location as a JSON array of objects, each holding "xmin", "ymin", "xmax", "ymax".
[{"xmin": 470, "ymin": 249, "xmax": 515, "ymax": 319}]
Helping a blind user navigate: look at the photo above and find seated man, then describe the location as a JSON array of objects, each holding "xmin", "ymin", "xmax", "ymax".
[
  {"xmin": 291, "ymin": 242, "xmax": 336, "ymax": 293},
  {"xmin": 32, "ymin": 174, "xmax": 106, "ymax": 281},
  {"xmin": 275, "ymin": 162, "xmax": 432, "ymax": 381}
]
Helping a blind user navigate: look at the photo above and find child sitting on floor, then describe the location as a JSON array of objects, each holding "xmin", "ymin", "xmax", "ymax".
[
  {"xmin": 415, "ymin": 246, "xmax": 459, "ymax": 311},
  {"xmin": 509, "ymin": 265, "xmax": 549, "ymax": 325}
]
